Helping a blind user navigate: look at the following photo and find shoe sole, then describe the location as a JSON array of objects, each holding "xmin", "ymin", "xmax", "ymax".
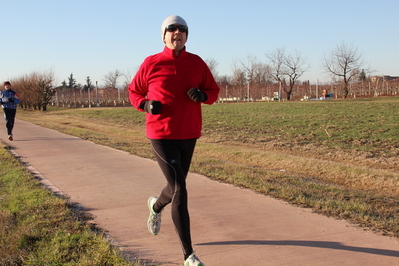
[{"xmin": 147, "ymin": 196, "xmax": 159, "ymax": 235}]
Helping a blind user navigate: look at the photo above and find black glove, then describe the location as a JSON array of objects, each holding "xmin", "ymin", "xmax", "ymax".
[
  {"xmin": 140, "ymin": 100, "xmax": 161, "ymax": 115},
  {"xmin": 187, "ymin": 88, "xmax": 208, "ymax": 102},
  {"xmin": 8, "ymin": 98, "xmax": 14, "ymax": 103}
]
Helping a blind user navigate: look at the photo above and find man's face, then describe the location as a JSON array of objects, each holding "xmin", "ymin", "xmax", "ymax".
[
  {"xmin": 4, "ymin": 84, "xmax": 11, "ymax": 90},
  {"xmin": 163, "ymin": 24, "xmax": 187, "ymax": 52}
]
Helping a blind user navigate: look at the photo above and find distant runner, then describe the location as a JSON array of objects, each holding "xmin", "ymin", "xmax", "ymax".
[{"xmin": 1, "ymin": 81, "xmax": 21, "ymax": 141}]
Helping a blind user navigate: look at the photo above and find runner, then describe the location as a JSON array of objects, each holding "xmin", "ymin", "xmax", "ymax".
[
  {"xmin": 128, "ymin": 15, "xmax": 220, "ymax": 266},
  {"xmin": 1, "ymin": 81, "xmax": 21, "ymax": 141}
]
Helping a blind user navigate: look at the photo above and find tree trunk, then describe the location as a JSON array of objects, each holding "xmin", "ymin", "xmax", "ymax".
[{"xmin": 343, "ymin": 83, "xmax": 349, "ymax": 98}]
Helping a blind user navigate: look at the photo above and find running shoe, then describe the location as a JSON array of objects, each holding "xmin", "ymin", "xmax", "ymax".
[
  {"xmin": 184, "ymin": 252, "xmax": 205, "ymax": 266},
  {"xmin": 8, "ymin": 135, "xmax": 13, "ymax": 141},
  {"xmin": 147, "ymin": 196, "xmax": 162, "ymax": 235}
]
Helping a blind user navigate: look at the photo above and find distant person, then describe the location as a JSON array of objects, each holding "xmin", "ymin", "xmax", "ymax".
[
  {"xmin": 1, "ymin": 81, "xmax": 21, "ymax": 141},
  {"xmin": 129, "ymin": 15, "xmax": 220, "ymax": 266}
]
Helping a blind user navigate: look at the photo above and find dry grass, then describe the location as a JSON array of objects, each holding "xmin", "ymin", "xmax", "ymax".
[{"xmin": 0, "ymin": 146, "xmax": 141, "ymax": 266}]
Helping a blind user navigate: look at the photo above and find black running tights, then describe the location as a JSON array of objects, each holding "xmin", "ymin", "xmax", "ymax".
[
  {"xmin": 3, "ymin": 108, "xmax": 16, "ymax": 135},
  {"xmin": 150, "ymin": 138, "xmax": 197, "ymax": 259}
]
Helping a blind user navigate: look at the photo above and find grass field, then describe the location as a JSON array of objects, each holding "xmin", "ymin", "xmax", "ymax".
[{"xmin": 7, "ymin": 96, "xmax": 399, "ymax": 262}]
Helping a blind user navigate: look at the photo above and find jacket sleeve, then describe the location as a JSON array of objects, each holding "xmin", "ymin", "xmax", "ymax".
[
  {"xmin": 199, "ymin": 61, "xmax": 220, "ymax": 105},
  {"xmin": 14, "ymin": 93, "xmax": 21, "ymax": 104},
  {"xmin": 128, "ymin": 61, "xmax": 149, "ymax": 112}
]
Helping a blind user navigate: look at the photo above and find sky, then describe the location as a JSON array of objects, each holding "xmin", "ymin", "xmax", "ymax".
[{"xmin": 1, "ymin": 0, "xmax": 398, "ymax": 87}]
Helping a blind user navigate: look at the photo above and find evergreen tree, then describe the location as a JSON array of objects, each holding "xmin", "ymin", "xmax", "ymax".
[
  {"xmin": 68, "ymin": 73, "xmax": 77, "ymax": 88},
  {"xmin": 83, "ymin": 76, "xmax": 94, "ymax": 91},
  {"xmin": 359, "ymin": 69, "xmax": 367, "ymax": 82}
]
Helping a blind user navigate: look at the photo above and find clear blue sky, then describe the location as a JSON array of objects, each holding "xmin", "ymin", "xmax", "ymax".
[{"xmin": 2, "ymin": 0, "xmax": 398, "ymax": 86}]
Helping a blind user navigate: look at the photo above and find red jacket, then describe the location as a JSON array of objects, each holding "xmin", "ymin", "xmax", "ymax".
[{"xmin": 129, "ymin": 46, "xmax": 220, "ymax": 140}]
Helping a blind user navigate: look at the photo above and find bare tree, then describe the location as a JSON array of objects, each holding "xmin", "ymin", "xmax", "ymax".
[
  {"xmin": 267, "ymin": 48, "xmax": 287, "ymax": 100},
  {"xmin": 205, "ymin": 58, "xmax": 219, "ymax": 80},
  {"xmin": 12, "ymin": 71, "xmax": 55, "ymax": 111},
  {"xmin": 103, "ymin": 69, "xmax": 122, "ymax": 88},
  {"xmin": 239, "ymin": 55, "xmax": 273, "ymax": 100},
  {"xmin": 284, "ymin": 51, "xmax": 309, "ymax": 100},
  {"xmin": 253, "ymin": 63, "xmax": 272, "ymax": 86},
  {"xmin": 267, "ymin": 48, "xmax": 286, "ymax": 84},
  {"xmin": 239, "ymin": 55, "xmax": 258, "ymax": 83},
  {"xmin": 37, "ymin": 72, "xmax": 56, "ymax": 111},
  {"xmin": 121, "ymin": 68, "xmax": 136, "ymax": 89},
  {"xmin": 230, "ymin": 56, "xmax": 274, "ymax": 100},
  {"xmin": 321, "ymin": 42, "xmax": 364, "ymax": 98},
  {"xmin": 231, "ymin": 60, "xmax": 247, "ymax": 99},
  {"xmin": 267, "ymin": 48, "xmax": 308, "ymax": 100}
]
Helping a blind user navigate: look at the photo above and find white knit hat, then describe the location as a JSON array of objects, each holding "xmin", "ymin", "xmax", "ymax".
[{"xmin": 161, "ymin": 15, "xmax": 188, "ymax": 41}]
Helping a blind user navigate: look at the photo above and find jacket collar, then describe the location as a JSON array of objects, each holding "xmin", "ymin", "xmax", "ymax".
[{"xmin": 163, "ymin": 46, "xmax": 187, "ymax": 59}]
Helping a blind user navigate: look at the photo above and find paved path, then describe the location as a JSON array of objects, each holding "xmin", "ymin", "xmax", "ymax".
[{"xmin": 2, "ymin": 119, "xmax": 398, "ymax": 265}]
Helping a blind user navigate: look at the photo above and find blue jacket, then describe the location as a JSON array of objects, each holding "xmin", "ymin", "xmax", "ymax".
[{"xmin": 1, "ymin": 89, "xmax": 21, "ymax": 109}]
